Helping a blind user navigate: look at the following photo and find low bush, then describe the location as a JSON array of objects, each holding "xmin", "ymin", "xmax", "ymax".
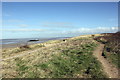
[{"xmin": 32, "ymin": 44, "xmax": 45, "ymax": 48}]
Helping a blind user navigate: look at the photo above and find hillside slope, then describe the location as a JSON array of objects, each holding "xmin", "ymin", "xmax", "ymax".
[{"xmin": 1, "ymin": 36, "xmax": 107, "ymax": 78}]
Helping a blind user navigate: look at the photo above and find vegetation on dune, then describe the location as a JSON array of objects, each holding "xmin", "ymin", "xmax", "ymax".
[
  {"xmin": 2, "ymin": 44, "xmax": 45, "ymax": 58},
  {"xmin": 48, "ymin": 43, "xmax": 105, "ymax": 78},
  {"xmin": 13, "ymin": 39, "xmax": 106, "ymax": 78},
  {"xmin": 102, "ymin": 45, "xmax": 119, "ymax": 68},
  {"xmin": 2, "ymin": 35, "xmax": 111, "ymax": 78},
  {"xmin": 94, "ymin": 32, "xmax": 120, "ymax": 68}
]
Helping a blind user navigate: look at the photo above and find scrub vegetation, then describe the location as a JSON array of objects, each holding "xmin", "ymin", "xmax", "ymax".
[
  {"xmin": 94, "ymin": 32, "xmax": 120, "ymax": 68},
  {"xmin": 2, "ymin": 35, "xmax": 107, "ymax": 78}
]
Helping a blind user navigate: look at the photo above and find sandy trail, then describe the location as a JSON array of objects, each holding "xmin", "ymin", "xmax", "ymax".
[{"xmin": 93, "ymin": 43, "xmax": 118, "ymax": 78}]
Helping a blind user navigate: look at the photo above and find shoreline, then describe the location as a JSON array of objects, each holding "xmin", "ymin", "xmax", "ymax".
[
  {"xmin": 1, "ymin": 37, "xmax": 70, "ymax": 49},
  {"xmin": 1, "ymin": 34, "xmax": 102, "ymax": 49},
  {"xmin": 2, "ymin": 41, "xmax": 46, "ymax": 49}
]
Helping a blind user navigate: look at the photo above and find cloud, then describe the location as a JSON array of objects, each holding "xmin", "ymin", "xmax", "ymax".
[
  {"xmin": 44, "ymin": 22, "xmax": 72, "ymax": 25},
  {"xmin": 3, "ymin": 24, "xmax": 29, "ymax": 28},
  {"xmin": 61, "ymin": 27, "xmax": 118, "ymax": 35},
  {"xmin": 42, "ymin": 22, "xmax": 74, "ymax": 28},
  {"xmin": 108, "ymin": 18, "xmax": 117, "ymax": 22},
  {"xmin": 43, "ymin": 25, "xmax": 73, "ymax": 27},
  {"xmin": 3, "ymin": 14, "xmax": 11, "ymax": 17},
  {"xmin": 0, "ymin": 20, "xmax": 2, "ymax": 24},
  {"xmin": 18, "ymin": 24, "xmax": 29, "ymax": 27},
  {"xmin": 4, "ymin": 19, "xmax": 24, "ymax": 23},
  {"xmin": 1, "ymin": 29, "xmax": 45, "ymax": 32}
]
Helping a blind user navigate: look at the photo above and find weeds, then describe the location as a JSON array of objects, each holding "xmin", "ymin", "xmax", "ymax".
[
  {"xmin": 9, "ymin": 38, "xmax": 106, "ymax": 78},
  {"xmin": 31, "ymin": 44, "xmax": 45, "ymax": 48},
  {"xmin": 15, "ymin": 42, "xmax": 106, "ymax": 78},
  {"xmin": 94, "ymin": 33, "xmax": 120, "ymax": 68},
  {"xmin": 47, "ymin": 42, "xmax": 106, "ymax": 78},
  {"xmin": 15, "ymin": 58, "xmax": 29, "ymax": 77},
  {"xmin": 2, "ymin": 44, "xmax": 45, "ymax": 58}
]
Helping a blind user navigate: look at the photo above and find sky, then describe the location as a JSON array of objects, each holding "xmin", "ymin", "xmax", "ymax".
[{"xmin": 2, "ymin": 2, "xmax": 118, "ymax": 39}]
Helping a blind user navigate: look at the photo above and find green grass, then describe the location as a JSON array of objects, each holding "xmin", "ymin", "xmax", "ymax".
[
  {"xmin": 95, "ymin": 36, "xmax": 119, "ymax": 69},
  {"xmin": 109, "ymin": 53, "xmax": 119, "ymax": 67},
  {"xmin": 102, "ymin": 44, "xmax": 119, "ymax": 68},
  {"xmin": 30, "ymin": 44, "xmax": 45, "ymax": 49},
  {"xmin": 15, "ymin": 58, "xmax": 29, "ymax": 77},
  {"xmin": 2, "ymin": 44, "xmax": 45, "ymax": 58},
  {"xmin": 97, "ymin": 39, "xmax": 107, "ymax": 44},
  {"xmin": 34, "ymin": 63, "xmax": 49, "ymax": 70},
  {"xmin": 47, "ymin": 43, "xmax": 106, "ymax": 78},
  {"xmin": 103, "ymin": 50, "xmax": 119, "ymax": 68},
  {"xmin": 15, "ymin": 42, "xmax": 106, "ymax": 78}
]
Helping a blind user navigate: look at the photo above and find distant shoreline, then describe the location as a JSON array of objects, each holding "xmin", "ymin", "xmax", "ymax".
[
  {"xmin": 1, "ymin": 37, "xmax": 70, "ymax": 49},
  {"xmin": 2, "ymin": 41, "xmax": 45, "ymax": 49},
  {"xmin": 1, "ymin": 34, "xmax": 105, "ymax": 49}
]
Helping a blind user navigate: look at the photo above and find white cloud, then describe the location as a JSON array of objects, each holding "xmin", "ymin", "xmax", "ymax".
[
  {"xmin": 4, "ymin": 19, "xmax": 24, "ymax": 23},
  {"xmin": 61, "ymin": 27, "xmax": 118, "ymax": 34},
  {"xmin": 1, "ymin": 29, "xmax": 45, "ymax": 32},
  {"xmin": 42, "ymin": 22, "xmax": 74, "ymax": 28},
  {"xmin": 3, "ymin": 14, "xmax": 11, "ymax": 17},
  {"xmin": 108, "ymin": 18, "xmax": 117, "ymax": 22},
  {"xmin": 18, "ymin": 24, "xmax": 28, "ymax": 27}
]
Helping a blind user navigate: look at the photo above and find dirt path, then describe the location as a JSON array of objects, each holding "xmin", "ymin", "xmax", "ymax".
[{"xmin": 93, "ymin": 43, "xmax": 118, "ymax": 78}]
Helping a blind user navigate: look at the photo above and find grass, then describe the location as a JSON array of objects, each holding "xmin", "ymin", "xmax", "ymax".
[
  {"xmin": 14, "ymin": 41, "xmax": 106, "ymax": 78},
  {"xmin": 2, "ymin": 44, "xmax": 45, "ymax": 58},
  {"xmin": 108, "ymin": 53, "xmax": 119, "ymax": 67},
  {"xmin": 34, "ymin": 63, "xmax": 49, "ymax": 70},
  {"xmin": 1, "ymin": 36, "xmax": 109, "ymax": 78},
  {"xmin": 100, "ymin": 42, "xmax": 119, "ymax": 68},
  {"xmin": 45, "ymin": 40, "xmax": 61, "ymax": 44},
  {"xmin": 94, "ymin": 34, "xmax": 119, "ymax": 69},
  {"xmin": 102, "ymin": 50, "xmax": 119, "ymax": 68},
  {"xmin": 15, "ymin": 58, "xmax": 29, "ymax": 77},
  {"xmin": 30, "ymin": 44, "xmax": 45, "ymax": 48}
]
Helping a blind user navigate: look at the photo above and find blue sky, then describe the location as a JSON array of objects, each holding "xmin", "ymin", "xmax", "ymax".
[{"xmin": 2, "ymin": 2, "xmax": 118, "ymax": 39}]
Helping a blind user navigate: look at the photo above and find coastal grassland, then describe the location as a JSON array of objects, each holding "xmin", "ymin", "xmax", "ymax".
[
  {"xmin": 2, "ymin": 37, "xmax": 107, "ymax": 78},
  {"xmin": 2, "ymin": 39, "xmax": 63, "ymax": 58},
  {"xmin": 2, "ymin": 36, "xmax": 94, "ymax": 59},
  {"xmin": 95, "ymin": 33, "xmax": 120, "ymax": 68},
  {"xmin": 102, "ymin": 43, "xmax": 119, "ymax": 68}
]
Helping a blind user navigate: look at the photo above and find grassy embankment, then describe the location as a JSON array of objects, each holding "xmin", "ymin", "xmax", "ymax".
[
  {"xmin": 2, "ymin": 44, "xmax": 45, "ymax": 58},
  {"xmin": 2, "ymin": 40, "xmax": 62, "ymax": 58},
  {"xmin": 95, "ymin": 33, "xmax": 120, "ymax": 68},
  {"xmin": 2, "ymin": 35, "xmax": 107, "ymax": 78}
]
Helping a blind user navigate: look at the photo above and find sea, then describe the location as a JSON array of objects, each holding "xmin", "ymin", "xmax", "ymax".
[{"xmin": 0, "ymin": 37, "xmax": 70, "ymax": 48}]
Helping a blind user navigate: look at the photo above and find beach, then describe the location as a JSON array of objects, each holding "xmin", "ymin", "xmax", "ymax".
[{"xmin": 1, "ymin": 37, "xmax": 70, "ymax": 49}]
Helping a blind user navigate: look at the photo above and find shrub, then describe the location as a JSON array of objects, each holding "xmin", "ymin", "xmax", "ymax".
[
  {"xmin": 19, "ymin": 45, "xmax": 30, "ymax": 49},
  {"xmin": 102, "ymin": 52, "xmax": 107, "ymax": 58},
  {"xmin": 33, "ymin": 44, "xmax": 45, "ymax": 48}
]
